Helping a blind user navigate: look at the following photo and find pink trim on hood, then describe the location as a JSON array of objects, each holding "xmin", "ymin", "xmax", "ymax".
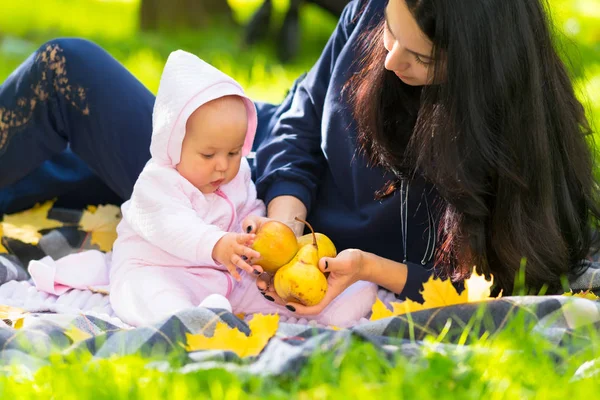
[{"xmin": 150, "ymin": 50, "xmax": 258, "ymax": 167}]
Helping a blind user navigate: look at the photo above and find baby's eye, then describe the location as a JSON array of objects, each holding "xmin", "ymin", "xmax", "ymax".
[
  {"xmin": 200, "ymin": 153, "xmax": 215, "ymax": 159},
  {"xmin": 228, "ymin": 150, "xmax": 241, "ymax": 157}
]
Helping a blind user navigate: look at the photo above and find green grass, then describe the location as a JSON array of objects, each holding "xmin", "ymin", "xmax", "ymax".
[
  {"xmin": 1, "ymin": 309, "xmax": 600, "ymax": 399},
  {"xmin": 0, "ymin": 0, "xmax": 338, "ymax": 103}
]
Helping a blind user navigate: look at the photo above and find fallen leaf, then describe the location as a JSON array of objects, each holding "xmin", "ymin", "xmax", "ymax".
[
  {"xmin": 421, "ymin": 275, "xmax": 469, "ymax": 307},
  {"xmin": 465, "ymin": 267, "xmax": 497, "ymax": 302},
  {"xmin": 79, "ymin": 204, "xmax": 122, "ymax": 252},
  {"xmin": 87, "ymin": 286, "xmax": 110, "ymax": 295},
  {"xmin": 64, "ymin": 325, "xmax": 93, "ymax": 343},
  {"xmin": 0, "ymin": 225, "xmax": 7, "ymax": 253},
  {"xmin": 13, "ymin": 318, "xmax": 25, "ymax": 329},
  {"xmin": 563, "ymin": 290, "xmax": 600, "ymax": 300},
  {"xmin": 1, "ymin": 200, "xmax": 63, "ymax": 245},
  {"xmin": 370, "ymin": 297, "xmax": 394, "ymax": 321},
  {"xmin": 184, "ymin": 313, "xmax": 279, "ymax": 357},
  {"xmin": 391, "ymin": 298, "xmax": 427, "ymax": 315},
  {"xmin": 370, "ymin": 267, "xmax": 498, "ymax": 320},
  {"xmin": 0, "ymin": 304, "xmax": 28, "ymax": 328}
]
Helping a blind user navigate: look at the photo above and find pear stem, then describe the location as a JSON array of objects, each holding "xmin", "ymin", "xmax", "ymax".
[{"xmin": 295, "ymin": 217, "xmax": 318, "ymax": 249}]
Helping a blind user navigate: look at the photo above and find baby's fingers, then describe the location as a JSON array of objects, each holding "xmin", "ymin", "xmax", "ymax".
[
  {"xmin": 226, "ymin": 264, "xmax": 242, "ymax": 282},
  {"xmin": 231, "ymin": 254, "xmax": 261, "ymax": 276},
  {"xmin": 236, "ymin": 233, "xmax": 256, "ymax": 245},
  {"xmin": 236, "ymin": 243, "xmax": 261, "ymax": 263}
]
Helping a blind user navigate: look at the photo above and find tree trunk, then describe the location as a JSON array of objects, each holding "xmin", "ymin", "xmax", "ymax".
[{"xmin": 140, "ymin": 0, "xmax": 234, "ymax": 32}]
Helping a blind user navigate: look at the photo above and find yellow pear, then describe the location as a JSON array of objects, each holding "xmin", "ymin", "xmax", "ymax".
[
  {"xmin": 297, "ymin": 233, "xmax": 337, "ymax": 259},
  {"xmin": 274, "ymin": 218, "xmax": 328, "ymax": 306},
  {"xmin": 252, "ymin": 220, "xmax": 299, "ymax": 274}
]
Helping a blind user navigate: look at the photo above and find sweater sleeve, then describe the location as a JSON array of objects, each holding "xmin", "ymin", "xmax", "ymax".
[
  {"xmin": 254, "ymin": 1, "xmax": 362, "ymax": 214},
  {"xmin": 396, "ymin": 262, "xmax": 434, "ymax": 303},
  {"xmin": 124, "ymin": 166, "xmax": 226, "ymax": 266}
]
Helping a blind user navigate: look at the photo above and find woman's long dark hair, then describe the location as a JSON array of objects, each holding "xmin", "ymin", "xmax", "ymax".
[{"xmin": 349, "ymin": 0, "xmax": 600, "ymax": 293}]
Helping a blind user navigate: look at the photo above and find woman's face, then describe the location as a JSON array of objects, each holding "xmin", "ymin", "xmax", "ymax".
[{"xmin": 383, "ymin": 0, "xmax": 435, "ymax": 86}]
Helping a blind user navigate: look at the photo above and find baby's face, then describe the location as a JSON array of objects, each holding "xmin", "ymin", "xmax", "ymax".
[{"xmin": 177, "ymin": 96, "xmax": 247, "ymax": 194}]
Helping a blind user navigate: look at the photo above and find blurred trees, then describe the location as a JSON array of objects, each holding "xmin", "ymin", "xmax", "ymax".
[
  {"xmin": 139, "ymin": 0, "xmax": 233, "ymax": 31},
  {"xmin": 307, "ymin": 0, "xmax": 348, "ymax": 16},
  {"xmin": 244, "ymin": 0, "xmax": 350, "ymax": 63}
]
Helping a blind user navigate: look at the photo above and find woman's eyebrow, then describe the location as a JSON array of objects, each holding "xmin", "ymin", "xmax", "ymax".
[{"xmin": 383, "ymin": 8, "xmax": 434, "ymax": 61}]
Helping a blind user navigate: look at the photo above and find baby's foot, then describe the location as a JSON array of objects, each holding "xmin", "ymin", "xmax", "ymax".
[{"xmin": 198, "ymin": 293, "xmax": 232, "ymax": 312}]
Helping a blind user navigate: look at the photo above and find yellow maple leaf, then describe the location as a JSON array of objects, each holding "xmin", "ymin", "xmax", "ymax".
[
  {"xmin": 370, "ymin": 268, "xmax": 498, "ymax": 320},
  {"xmin": 1, "ymin": 200, "xmax": 63, "ymax": 245},
  {"xmin": 370, "ymin": 297, "xmax": 394, "ymax": 321},
  {"xmin": 184, "ymin": 314, "xmax": 279, "ymax": 357},
  {"xmin": 0, "ymin": 225, "xmax": 7, "ymax": 253},
  {"xmin": 421, "ymin": 275, "xmax": 469, "ymax": 307},
  {"xmin": 563, "ymin": 290, "xmax": 600, "ymax": 300},
  {"xmin": 0, "ymin": 304, "xmax": 28, "ymax": 328},
  {"xmin": 464, "ymin": 267, "xmax": 497, "ymax": 302},
  {"xmin": 391, "ymin": 298, "xmax": 427, "ymax": 315},
  {"xmin": 64, "ymin": 325, "xmax": 93, "ymax": 343},
  {"xmin": 79, "ymin": 204, "xmax": 122, "ymax": 252}
]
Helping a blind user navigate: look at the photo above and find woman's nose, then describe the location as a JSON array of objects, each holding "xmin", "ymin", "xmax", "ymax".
[{"xmin": 384, "ymin": 43, "xmax": 410, "ymax": 72}]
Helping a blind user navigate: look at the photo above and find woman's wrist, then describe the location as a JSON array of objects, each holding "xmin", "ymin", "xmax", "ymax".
[
  {"xmin": 358, "ymin": 250, "xmax": 375, "ymax": 282},
  {"xmin": 358, "ymin": 251, "xmax": 409, "ymax": 294},
  {"xmin": 267, "ymin": 195, "xmax": 308, "ymax": 236}
]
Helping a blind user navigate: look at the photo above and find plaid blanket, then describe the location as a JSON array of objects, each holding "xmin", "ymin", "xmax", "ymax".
[{"xmin": 1, "ymin": 208, "xmax": 600, "ymax": 379}]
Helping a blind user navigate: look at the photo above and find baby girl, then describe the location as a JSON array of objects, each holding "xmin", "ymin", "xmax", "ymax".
[{"xmin": 105, "ymin": 50, "xmax": 377, "ymax": 327}]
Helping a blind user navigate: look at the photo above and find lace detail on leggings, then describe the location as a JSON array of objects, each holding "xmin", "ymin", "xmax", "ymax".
[{"xmin": 0, "ymin": 43, "xmax": 90, "ymax": 153}]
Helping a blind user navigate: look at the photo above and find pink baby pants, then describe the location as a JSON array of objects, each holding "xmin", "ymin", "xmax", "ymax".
[{"xmin": 109, "ymin": 266, "xmax": 377, "ymax": 327}]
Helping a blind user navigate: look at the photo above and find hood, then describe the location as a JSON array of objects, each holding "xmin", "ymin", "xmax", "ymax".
[{"xmin": 150, "ymin": 50, "xmax": 258, "ymax": 166}]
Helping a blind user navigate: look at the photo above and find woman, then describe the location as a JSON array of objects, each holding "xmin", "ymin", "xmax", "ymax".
[
  {"xmin": 249, "ymin": 0, "xmax": 600, "ymax": 313},
  {"xmin": 0, "ymin": 0, "xmax": 597, "ymax": 316}
]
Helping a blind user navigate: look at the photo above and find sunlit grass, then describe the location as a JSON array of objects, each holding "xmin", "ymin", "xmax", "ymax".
[
  {"xmin": 1, "ymin": 306, "xmax": 600, "ymax": 399},
  {"xmin": 0, "ymin": 0, "xmax": 337, "ymax": 103}
]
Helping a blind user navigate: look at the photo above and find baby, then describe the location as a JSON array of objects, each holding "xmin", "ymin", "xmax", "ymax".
[{"xmin": 108, "ymin": 50, "xmax": 377, "ymax": 327}]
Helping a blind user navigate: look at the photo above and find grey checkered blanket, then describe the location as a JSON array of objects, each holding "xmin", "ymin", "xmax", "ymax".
[{"xmin": 1, "ymin": 208, "xmax": 600, "ymax": 379}]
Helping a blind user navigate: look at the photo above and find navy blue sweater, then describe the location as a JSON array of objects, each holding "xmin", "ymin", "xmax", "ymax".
[{"xmin": 254, "ymin": 0, "xmax": 441, "ymax": 301}]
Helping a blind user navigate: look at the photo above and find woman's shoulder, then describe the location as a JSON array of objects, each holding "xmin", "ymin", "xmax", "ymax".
[{"xmin": 342, "ymin": 0, "xmax": 385, "ymax": 29}]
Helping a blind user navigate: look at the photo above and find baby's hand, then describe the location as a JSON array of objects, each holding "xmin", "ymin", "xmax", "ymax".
[{"xmin": 212, "ymin": 233, "xmax": 262, "ymax": 282}]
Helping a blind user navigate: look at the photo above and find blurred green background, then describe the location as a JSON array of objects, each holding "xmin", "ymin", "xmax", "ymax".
[{"xmin": 0, "ymin": 0, "xmax": 598, "ymax": 126}]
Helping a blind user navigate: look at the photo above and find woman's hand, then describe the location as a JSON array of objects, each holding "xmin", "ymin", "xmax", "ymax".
[
  {"xmin": 257, "ymin": 249, "xmax": 367, "ymax": 315},
  {"xmin": 241, "ymin": 214, "xmax": 305, "ymax": 237},
  {"xmin": 241, "ymin": 214, "xmax": 271, "ymax": 235}
]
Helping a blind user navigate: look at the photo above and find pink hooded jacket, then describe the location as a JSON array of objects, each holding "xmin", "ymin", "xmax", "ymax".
[{"xmin": 110, "ymin": 50, "xmax": 266, "ymax": 279}]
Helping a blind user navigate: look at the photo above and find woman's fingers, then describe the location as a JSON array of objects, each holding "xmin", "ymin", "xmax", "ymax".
[
  {"xmin": 318, "ymin": 257, "xmax": 331, "ymax": 273},
  {"xmin": 254, "ymin": 273, "xmax": 287, "ymax": 305},
  {"xmin": 256, "ymin": 272, "xmax": 271, "ymax": 292},
  {"xmin": 241, "ymin": 215, "xmax": 270, "ymax": 234},
  {"xmin": 262, "ymin": 288, "xmax": 286, "ymax": 306}
]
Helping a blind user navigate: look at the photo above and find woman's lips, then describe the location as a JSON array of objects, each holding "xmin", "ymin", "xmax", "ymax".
[{"xmin": 395, "ymin": 72, "xmax": 411, "ymax": 80}]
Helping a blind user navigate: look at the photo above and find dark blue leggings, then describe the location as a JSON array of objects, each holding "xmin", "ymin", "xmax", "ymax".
[{"xmin": 0, "ymin": 38, "xmax": 278, "ymax": 214}]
